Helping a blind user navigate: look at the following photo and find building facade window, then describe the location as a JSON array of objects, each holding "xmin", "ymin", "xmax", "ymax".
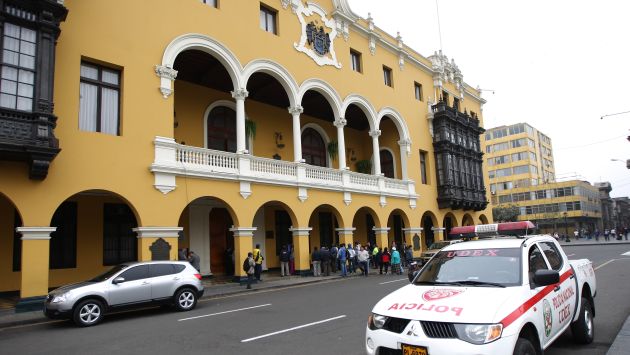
[
  {"xmin": 260, "ymin": 4, "xmax": 277, "ymax": 34},
  {"xmin": 79, "ymin": 62, "xmax": 121, "ymax": 135},
  {"xmin": 414, "ymin": 82, "xmax": 423, "ymax": 101},
  {"xmin": 103, "ymin": 203, "xmax": 138, "ymax": 266},
  {"xmin": 380, "ymin": 149, "xmax": 395, "ymax": 178},
  {"xmin": 0, "ymin": 23, "xmax": 36, "ymax": 112},
  {"xmin": 301, "ymin": 127, "xmax": 326, "ymax": 167},
  {"xmin": 419, "ymin": 150, "xmax": 428, "ymax": 184},
  {"xmin": 382, "ymin": 65, "xmax": 392, "ymax": 87},
  {"xmin": 350, "ymin": 49, "xmax": 362, "ymax": 73},
  {"xmin": 207, "ymin": 106, "xmax": 237, "ymax": 152},
  {"xmin": 50, "ymin": 201, "xmax": 78, "ymax": 269}
]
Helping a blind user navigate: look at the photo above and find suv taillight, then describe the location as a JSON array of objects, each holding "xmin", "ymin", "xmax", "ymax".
[{"xmin": 194, "ymin": 273, "xmax": 202, "ymax": 280}]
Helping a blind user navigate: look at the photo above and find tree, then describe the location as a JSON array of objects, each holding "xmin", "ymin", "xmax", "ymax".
[{"xmin": 492, "ymin": 205, "xmax": 520, "ymax": 222}]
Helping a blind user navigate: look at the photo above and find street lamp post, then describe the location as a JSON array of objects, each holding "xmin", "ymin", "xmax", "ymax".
[{"xmin": 563, "ymin": 212, "xmax": 570, "ymax": 242}]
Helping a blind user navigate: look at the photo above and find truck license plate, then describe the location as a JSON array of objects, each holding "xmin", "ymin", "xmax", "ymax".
[{"xmin": 402, "ymin": 344, "xmax": 428, "ymax": 355}]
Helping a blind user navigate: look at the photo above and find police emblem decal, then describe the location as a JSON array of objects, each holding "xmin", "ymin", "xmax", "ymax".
[{"xmin": 543, "ymin": 299, "xmax": 553, "ymax": 337}]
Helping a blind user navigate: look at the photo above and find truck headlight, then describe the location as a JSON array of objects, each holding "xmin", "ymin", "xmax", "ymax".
[
  {"xmin": 368, "ymin": 313, "xmax": 388, "ymax": 330},
  {"xmin": 453, "ymin": 323, "xmax": 503, "ymax": 344}
]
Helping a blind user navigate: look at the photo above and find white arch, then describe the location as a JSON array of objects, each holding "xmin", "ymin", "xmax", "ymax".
[
  {"xmin": 242, "ymin": 59, "xmax": 300, "ymax": 108},
  {"xmin": 160, "ymin": 33, "xmax": 244, "ymax": 92},
  {"xmin": 301, "ymin": 123, "xmax": 333, "ymax": 168},
  {"xmin": 379, "ymin": 147, "xmax": 398, "ymax": 179},
  {"xmin": 202, "ymin": 100, "xmax": 255, "ymax": 153},
  {"xmin": 298, "ymin": 79, "xmax": 342, "ymax": 120},
  {"xmin": 377, "ymin": 107, "xmax": 411, "ymax": 142},
  {"xmin": 341, "ymin": 94, "xmax": 378, "ymax": 132}
]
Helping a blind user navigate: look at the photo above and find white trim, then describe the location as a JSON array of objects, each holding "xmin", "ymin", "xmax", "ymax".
[
  {"xmin": 298, "ymin": 79, "xmax": 343, "ymax": 120},
  {"xmin": 377, "ymin": 107, "xmax": 411, "ymax": 143},
  {"xmin": 229, "ymin": 227, "xmax": 258, "ymax": 237},
  {"xmin": 289, "ymin": 227, "xmax": 312, "ymax": 236},
  {"xmin": 341, "ymin": 94, "xmax": 378, "ymax": 132},
  {"xmin": 242, "ymin": 59, "xmax": 299, "ymax": 107},
  {"xmin": 402, "ymin": 227, "xmax": 423, "ymax": 233},
  {"xmin": 301, "ymin": 123, "xmax": 332, "ymax": 168},
  {"xmin": 335, "ymin": 227, "xmax": 356, "ymax": 235},
  {"xmin": 372, "ymin": 227, "xmax": 390, "ymax": 234},
  {"xmin": 133, "ymin": 227, "xmax": 183, "ymax": 238},
  {"xmin": 202, "ymin": 101, "xmax": 253, "ymax": 154},
  {"xmin": 16, "ymin": 227, "xmax": 56, "ymax": 240}
]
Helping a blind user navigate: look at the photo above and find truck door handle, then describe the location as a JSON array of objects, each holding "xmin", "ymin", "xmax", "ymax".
[
  {"xmin": 142, "ymin": 281, "xmax": 150, "ymax": 285},
  {"xmin": 570, "ymin": 274, "xmax": 575, "ymax": 279},
  {"xmin": 554, "ymin": 285, "xmax": 561, "ymax": 292},
  {"xmin": 173, "ymin": 277, "xmax": 180, "ymax": 281}
]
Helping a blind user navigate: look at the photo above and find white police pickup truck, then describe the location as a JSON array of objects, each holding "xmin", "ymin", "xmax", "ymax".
[{"xmin": 365, "ymin": 233, "xmax": 596, "ymax": 355}]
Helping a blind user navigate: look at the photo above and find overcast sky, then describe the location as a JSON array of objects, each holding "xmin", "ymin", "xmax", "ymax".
[{"xmin": 348, "ymin": 0, "xmax": 630, "ymax": 198}]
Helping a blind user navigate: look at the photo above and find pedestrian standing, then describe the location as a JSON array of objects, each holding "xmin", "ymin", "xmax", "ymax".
[
  {"xmin": 330, "ymin": 244, "xmax": 338, "ymax": 272},
  {"xmin": 391, "ymin": 247, "xmax": 401, "ymax": 275},
  {"xmin": 245, "ymin": 252, "xmax": 255, "ymax": 289},
  {"xmin": 379, "ymin": 247, "xmax": 390, "ymax": 274},
  {"xmin": 311, "ymin": 246, "xmax": 322, "ymax": 276},
  {"xmin": 573, "ymin": 230, "xmax": 579, "ymax": 241},
  {"xmin": 279, "ymin": 245, "xmax": 290, "ymax": 277},
  {"xmin": 604, "ymin": 229, "xmax": 610, "ymax": 241},
  {"xmin": 357, "ymin": 246, "xmax": 369, "ymax": 276},
  {"xmin": 320, "ymin": 246, "xmax": 331, "ymax": 276},
  {"xmin": 288, "ymin": 244, "xmax": 295, "ymax": 275},
  {"xmin": 347, "ymin": 244, "xmax": 356, "ymax": 273},
  {"xmin": 338, "ymin": 244, "xmax": 347, "ymax": 277},
  {"xmin": 405, "ymin": 245, "xmax": 413, "ymax": 268},
  {"xmin": 372, "ymin": 245, "xmax": 379, "ymax": 269},
  {"xmin": 253, "ymin": 244, "xmax": 264, "ymax": 281},
  {"xmin": 187, "ymin": 250, "xmax": 200, "ymax": 272}
]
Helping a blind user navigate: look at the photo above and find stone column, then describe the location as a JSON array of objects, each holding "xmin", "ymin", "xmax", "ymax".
[
  {"xmin": 16, "ymin": 227, "xmax": 56, "ymax": 311},
  {"xmin": 336, "ymin": 228, "xmax": 355, "ymax": 247},
  {"xmin": 403, "ymin": 227, "xmax": 423, "ymax": 258},
  {"xmin": 229, "ymin": 227, "xmax": 257, "ymax": 282},
  {"xmin": 398, "ymin": 139, "xmax": 411, "ymax": 180},
  {"xmin": 370, "ymin": 129, "xmax": 382, "ymax": 176},
  {"xmin": 133, "ymin": 227, "xmax": 182, "ymax": 261},
  {"xmin": 334, "ymin": 117, "xmax": 347, "ymax": 169},
  {"xmin": 289, "ymin": 227, "xmax": 312, "ymax": 276},
  {"xmin": 431, "ymin": 227, "xmax": 446, "ymax": 242},
  {"xmin": 289, "ymin": 105, "xmax": 304, "ymax": 162},
  {"xmin": 232, "ymin": 88, "xmax": 249, "ymax": 154},
  {"xmin": 373, "ymin": 227, "xmax": 390, "ymax": 249}
]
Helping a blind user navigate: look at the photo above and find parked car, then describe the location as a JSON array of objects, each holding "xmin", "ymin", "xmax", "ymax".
[
  {"xmin": 44, "ymin": 261, "xmax": 204, "ymax": 327},
  {"xmin": 419, "ymin": 239, "xmax": 462, "ymax": 265},
  {"xmin": 366, "ymin": 233, "xmax": 596, "ymax": 355}
]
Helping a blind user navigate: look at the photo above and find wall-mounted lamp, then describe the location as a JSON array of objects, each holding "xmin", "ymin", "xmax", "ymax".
[
  {"xmin": 272, "ymin": 153, "xmax": 281, "ymax": 160},
  {"xmin": 275, "ymin": 132, "xmax": 285, "ymax": 148},
  {"xmin": 347, "ymin": 148, "xmax": 356, "ymax": 162}
]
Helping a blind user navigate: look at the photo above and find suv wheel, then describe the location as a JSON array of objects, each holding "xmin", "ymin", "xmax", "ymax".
[
  {"xmin": 174, "ymin": 288, "xmax": 197, "ymax": 311},
  {"xmin": 73, "ymin": 299, "xmax": 104, "ymax": 327}
]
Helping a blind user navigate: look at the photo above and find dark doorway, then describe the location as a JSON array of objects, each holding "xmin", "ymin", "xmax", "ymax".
[
  {"xmin": 380, "ymin": 150, "xmax": 395, "ymax": 178},
  {"xmin": 275, "ymin": 210, "xmax": 292, "ymax": 255},
  {"xmin": 393, "ymin": 214, "xmax": 404, "ymax": 247},
  {"xmin": 207, "ymin": 106, "xmax": 236, "ymax": 152},
  {"xmin": 209, "ymin": 208, "xmax": 234, "ymax": 275},
  {"xmin": 103, "ymin": 203, "xmax": 138, "ymax": 266},
  {"xmin": 302, "ymin": 128, "xmax": 326, "ymax": 167},
  {"xmin": 366, "ymin": 214, "xmax": 376, "ymax": 246},
  {"xmin": 12, "ymin": 210, "xmax": 22, "ymax": 271},
  {"xmin": 444, "ymin": 217, "xmax": 454, "ymax": 238},
  {"xmin": 423, "ymin": 216, "xmax": 435, "ymax": 249},
  {"xmin": 319, "ymin": 212, "xmax": 333, "ymax": 247}
]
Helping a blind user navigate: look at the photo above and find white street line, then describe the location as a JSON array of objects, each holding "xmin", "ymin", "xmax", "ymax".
[
  {"xmin": 567, "ymin": 253, "xmax": 575, "ymax": 257},
  {"xmin": 178, "ymin": 303, "xmax": 271, "ymax": 322},
  {"xmin": 622, "ymin": 251, "xmax": 630, "ymax": 256},
  {"xmin": 595, "ymin": 259, "xmax": 616, "ymax": 271},
  {"xmin": 241, "ymin": 315, "xmax": 346, "ymax": 342},
  {"xmin": 380, "ymin": 278, "xmax": 407, "ymax": 285}
]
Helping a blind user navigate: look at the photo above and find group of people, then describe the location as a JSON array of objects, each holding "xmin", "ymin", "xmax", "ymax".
[
  {"xmin": 553, "ymin": 227, "xmax": 629, "ymax": 242},
  {"xmin": 311, "ymin": 242, "xmax": 414, "ymax": 277}
]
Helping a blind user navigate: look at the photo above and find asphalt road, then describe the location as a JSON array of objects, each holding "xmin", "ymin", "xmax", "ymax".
[{"xmin": 0, "ymin": 243, "xmax": 628, "ymax": 355}]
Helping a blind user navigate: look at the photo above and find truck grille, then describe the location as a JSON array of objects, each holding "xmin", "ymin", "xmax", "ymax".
[
  {"xmin": 383, "ymin": 317, "xmax": 411, "ymax": 333},
  {"xmin": 420, "ymin": 321, "xmax": 457, "ymax": 338}
]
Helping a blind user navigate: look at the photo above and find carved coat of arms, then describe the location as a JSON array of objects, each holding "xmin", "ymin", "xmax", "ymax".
[{"xmin": 291, "ymin": 2, "xmax": 341, "ymax": 68}]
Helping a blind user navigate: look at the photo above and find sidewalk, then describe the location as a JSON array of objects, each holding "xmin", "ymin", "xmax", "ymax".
[
  {"xmin": 557, "ymin": 237, "xmax": 630, "ymax": 247},
  {"xmin": 0, "ymin": 266, "xmax": 388, "ymax": 329}
]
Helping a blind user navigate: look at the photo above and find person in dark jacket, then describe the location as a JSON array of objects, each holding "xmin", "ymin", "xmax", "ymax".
[
  {"xmin": 380, "ymin": 247, "xmax": 390, "ymax": 274},
  {"xmin": 320, "ymin": 246, "xmax": 331, "ymax": 276},
  {"xmin": 330, "ymin": 245, "xmax": 338, "ymax": 272},
  {"xmin": 311, "ymin": 246, "xmax": 322, "ymax": 276},
  {"xmin": 279, "ymin": 245, "xmax": 290, "ymax": 277}
]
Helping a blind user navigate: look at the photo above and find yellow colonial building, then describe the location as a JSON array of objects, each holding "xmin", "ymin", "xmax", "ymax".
[{"xmin": 0, "ymin": 0, "xmax": 491, "ymax": 308}]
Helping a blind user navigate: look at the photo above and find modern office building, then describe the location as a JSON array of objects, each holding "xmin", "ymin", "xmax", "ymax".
[{"xmin": 0, "ymin": 0, "xmax": 491, "ymax": 308}]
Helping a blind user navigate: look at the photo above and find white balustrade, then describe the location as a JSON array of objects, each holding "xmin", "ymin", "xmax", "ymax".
[{"xmin": 152, "ymin": 137, "xmax": 412, "ymax": 198}]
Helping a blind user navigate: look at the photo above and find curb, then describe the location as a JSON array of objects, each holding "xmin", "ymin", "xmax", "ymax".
[
  {"xmin": 559, "ymin": 241, "xmax": 630, "ymax": 247},
  {"xmin": 607, "ymin": 315, "xmax": 630, "ymax": 355}
]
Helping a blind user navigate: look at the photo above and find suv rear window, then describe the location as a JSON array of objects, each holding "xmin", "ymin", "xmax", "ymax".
[{"xmin": 150, "ymin": 264, "xmax": 176, "ymax": 277}]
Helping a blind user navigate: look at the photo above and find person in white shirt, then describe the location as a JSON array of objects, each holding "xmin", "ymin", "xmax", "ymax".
[{"xmin": 357, "ymin": 246, "xmax": 370, "ymax": 276}]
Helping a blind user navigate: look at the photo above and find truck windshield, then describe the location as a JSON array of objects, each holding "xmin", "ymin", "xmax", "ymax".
[{"xmin": 414, "ymin": 248, "xmax": 522, "ymax": 287}]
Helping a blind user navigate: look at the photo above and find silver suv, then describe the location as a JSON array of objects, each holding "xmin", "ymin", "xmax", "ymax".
[{"xmin": 44, "ymin": 261, "xmax": 204, "ymax": 327}]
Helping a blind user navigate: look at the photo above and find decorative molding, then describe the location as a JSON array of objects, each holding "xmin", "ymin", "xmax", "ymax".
[
  {"xmin": 16, "ymin": 227, "xmax": 56, "ymax": 240},
  {"xmin": 426, "ymin": 99, "xmax": 436, "ymax": 138},
  {"xmin": 289, "ymin": 227, "xmax": 312, "ymax": 236},
  {"xmin": 298, "ymin": 187, "xmax": 308, "ymax": 202},
  {"xmin": 229, "ymin": 227, "xmax": 258, "ymax": 237},
  {"xmin": 335, "ymin": 228, "xmax": 356, "ymax": 235},
  {"xmin": 402, "ymin": 227, "xmax": 424, "ymax": 234},
  {"xmin": 369, "ymin": 129, "xmax": 381, "ymax": 138},
  {"xmin": 343, "ymin": 191, "xmax": 352, "ymax": 206},
  {"xmin": 288, "ymin": 105, "xmax": 304, "ymax": 116},
  {"xmin": 231, "ymin": 88, "xmax": 249, "ymax": 100},
  {"xmin": 431, "ymin": 227, "xmax": 447, "ymax": 232},
  {"xmin": 379, "ymin": 195, "xmax": 387, "ymax": 207},
  {"xmin": 333, "ymin": 117, "xmax": 347, "ymax": 128},
  {"xmin": 292, "ymin": 2, "xmax": 342, "ymax": 69},
  {"xmin": 372, "ymin": 227, "xmax": 390, "ymax": 234},
  {"xmin": 409, "ymin": 198, "xmax": 417, "ymax": 210},
  {"xmin": 133, "ymin": 227, "xmax": 183, "ymax": 238},
  {"xmin": 155, "ymin": 65, "xmax": 178, "ymax": 99},
  {"xmin": 240, "ymin": 181, "xmax": 252, "ymax": 199}
]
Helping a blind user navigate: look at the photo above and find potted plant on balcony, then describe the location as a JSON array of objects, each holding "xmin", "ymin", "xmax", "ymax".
[
  {"xmin": 355, "ymin": 159, "xmax": 372, "ymax": 174},
  {"xmin": 327, "ymin": 140, "xmax": 338, "ymax": 162},
  {"xmin": 245, "ymin": 119, "xmax": 257, "ymax": 140}
]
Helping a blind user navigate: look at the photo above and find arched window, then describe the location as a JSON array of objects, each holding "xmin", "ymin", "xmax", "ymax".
[
  {"xmin": 380, "ymin": 149, "xmax": 395, "ymax": 178},
  {"xmin": 207, "ymin": 106, "xmax": 236, "ymax": 152},
  {"xmin": 302, "ymin": 127, "xmax": 326, "ymax": 167}
]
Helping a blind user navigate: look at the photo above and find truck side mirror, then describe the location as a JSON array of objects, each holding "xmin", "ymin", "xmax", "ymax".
[{"xmin": 533, "ymin": 269, "xmax": 559, "ymax": 286}]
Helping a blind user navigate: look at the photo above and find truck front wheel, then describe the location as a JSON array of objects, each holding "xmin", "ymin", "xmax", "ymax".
[
  {"xmin": 513, "ymin": 337, "xmax": 536, "ymax": 355},
  {"xmin": 571, "ymin": 297, "xmax": 594, "ymax": 344}
]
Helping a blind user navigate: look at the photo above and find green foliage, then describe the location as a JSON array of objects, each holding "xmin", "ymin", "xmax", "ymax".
[
  {"xmin": 245, "ymin": 119, "xmax": 256, "ymax": 140},
  {"xmin": 355, "ymin": 159, "xmax": 372, "ymax": 174},
  {"xmin": 492, "ymin": 205, "xmax": 520, "ymax": 222},
  {"xmin": 327, "ymin": 140, "xmax": 338, "ymax": 161}
]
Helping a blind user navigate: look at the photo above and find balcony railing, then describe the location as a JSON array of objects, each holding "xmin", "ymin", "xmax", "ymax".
[{"xmin": 151, "ymin": 137, "xmax": 417, "ymax": 206}]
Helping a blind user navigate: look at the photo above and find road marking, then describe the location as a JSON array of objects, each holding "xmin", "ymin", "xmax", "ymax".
[
  {"xmin": 379, "ymin": 278, "xmax": 407, "ymax": 285},
  {"xmin": 595, "ymin": 259, "xmax": 617, "ymax": 270},
  {"xmin": 622, "ymin": 251, "xmax": 630, "ymax": 256},
  {"xmin": 178, "ymin": 303, "xmax": 271, "ymax": 322},
  {"xmin": 241, "ymin": 315, "xmax": 346, "ymax": 342},
  {"xmin": 567, "ymin": 253, "xmax": 575, "ymax": 257}
]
